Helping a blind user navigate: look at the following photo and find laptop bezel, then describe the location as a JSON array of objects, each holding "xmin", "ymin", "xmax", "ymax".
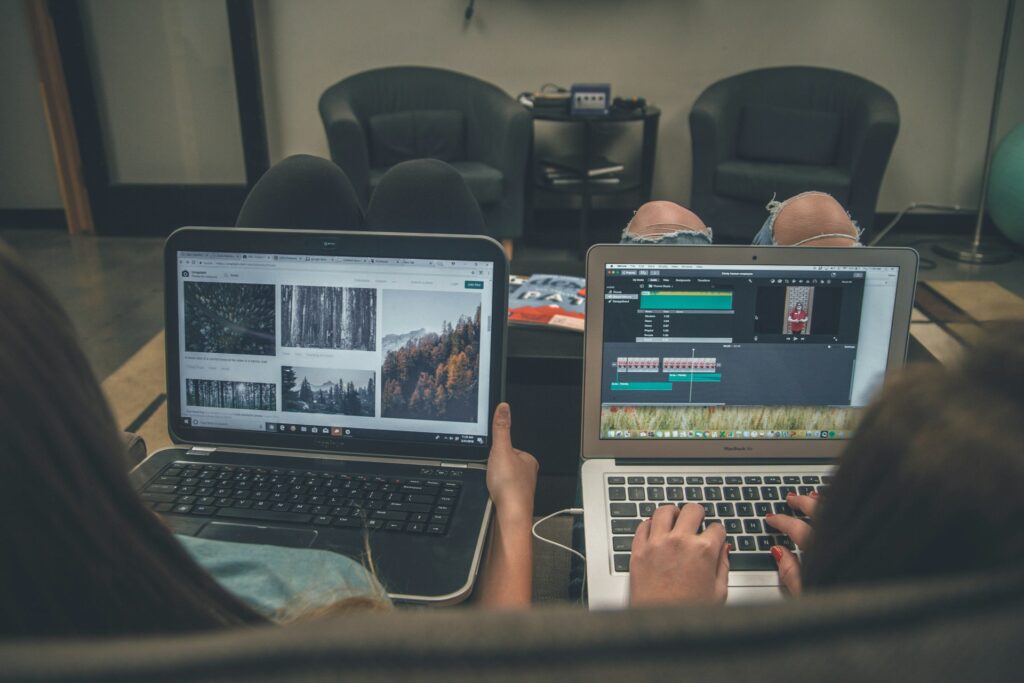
[
  {"xmin": 580, "ymin": 244, "xmax": 919, "ymax": 461},
  {"xmin": 164, "ymin": 227, "xmax": 508, "ymax": 464}
]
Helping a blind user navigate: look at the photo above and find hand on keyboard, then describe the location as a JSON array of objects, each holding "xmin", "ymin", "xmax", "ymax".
[
  {"xmin": 628, "ymin": 503, "xmax": 730, "ymax": 606},
  {"xmin": 764, "ymin": 492, "xmax": 819, "ymax": 595}
]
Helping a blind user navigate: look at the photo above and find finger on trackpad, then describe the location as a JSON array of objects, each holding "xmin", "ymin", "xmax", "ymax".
[{"xmin": 197, "ymin": 522, "xmax": 317, "ymax": 548}]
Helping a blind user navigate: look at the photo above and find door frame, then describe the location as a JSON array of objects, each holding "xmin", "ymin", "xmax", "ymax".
[{"xmin": 49, "ymin": 0, "xmax": 269, "ymax": 235}]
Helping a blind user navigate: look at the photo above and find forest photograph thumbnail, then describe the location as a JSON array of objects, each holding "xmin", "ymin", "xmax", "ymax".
[
  {"xmin": 186, "ymin": 379, "xmax": 277, "ymax": 411},
  {"xmin": 282, "ymin": 365, "xmax": 375, "ymax": 417},
  {"xmin": 184, "ymin": 282, "xmax": 276, "ymax": 355},
  {"xmin": 381, "ymin": 290, "xmax": 481, "ymax": 423},
  {"xmin": 280, "ymin": 286, "xmax": 376, "ymax": 351}
]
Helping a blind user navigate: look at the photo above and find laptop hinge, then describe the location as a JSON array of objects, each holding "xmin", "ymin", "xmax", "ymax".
[
  {"xmin": 440, "ymin": 462, "xmax": 469, "ymax": 469},
  {"xmin": 186, "ymin": 446, "xmax": 217, "ymax": 457}
]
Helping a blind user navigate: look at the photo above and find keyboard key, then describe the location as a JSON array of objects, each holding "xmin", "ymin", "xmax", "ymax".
[
  {"xmin": 725, "ymin": 519, "xmax": 742, "ymax": 534},
  {"xmin": 627, "ymin": 476, "xmax": 645, "ymax": 485},
  {"xmin": 608, "ymin": 476, "xmax": 625, "ymax": 485},
  {"xmin": 667, "ymin": 476, "xmax": 684, "ymax": 484},
  {"xmin": 610, "ymin": 503, "xmax": 638, "ymax": 518},
  {"xmin": 724, "ymin": 487, "xmax": 741, "ymax": 501},
  {"xmin": 612, "ymin": 519, "xmax": 642, "ymax": 534},
  {"xmin": 773, "ymin": 502, "xmax": 790, "ymax": 514},
  {"xmin": 666, "ymin": 487, "xmax": 684, "ymax": 501},
  {"xmin": 725, "ymin": 476, "xmax": 743, "ymax": 485},
  {"xmin": 141, "ymin": 492, "xmax": 177, "ymax": 504},
  {"xmin": 172, "ymin": 504, "xmax": 192, "ymax": 514},
  {"xmin": 684, "ymin": 487, "xmax": 703, "ymax": 500},
  {"xmin": 744, "ymin": 519, "xmax": 763, "ymax": 534},
  {"xmin": 737, "ymin": 536, "xmax": 756, "ymax": 551},
  {"xmin": 777, "ymin": 536, "xmax": 796, "ymax": 550},
  {"xmin": 385, "ymin": 521, "xmax": 404, "ymax": 532},
  {"xmin": 757, "ymin": 535, "xmax": 775, "ymax": 551},
  {"xmin": 627, "ymin": 487, "xmax": 646, "ymax": 501},
  {"xmin": 216, "ymin": 507, "xmax": 312, "ymax": 524},
  {"xmin": 798, "ymin": 486, "xmax": 815, "ymax": 495},
  {"xmin": 736, "ymin": 503, "xmax": 754, "ymax": 517},
  {"xmin": 704, "ymin": 487, "xmax": 723, "ymax": 501},
  {"xmin": 764, "ymin": 476, "xmax": 782, "ymax": 485},
  {"xmin": 744, "ymin": 476, "xmax": 762, "ymax": 484},
  {"xmin": 706, "ymin": 476, "xmax": 724, "ymax": 485},
  {"xmin": 387, "ymin": 501, "xmax": 432, "ymax": 513},
  {"xmin": 802, "ymin": 476, "xmax": 821, "ymax": 484},
  {"xmin": 613, "ymin": 554, "xmax": 631, "ymax": 572},
  {"xmin": 647, "ymin": 487, "xmax": 665, "ymax": 501},
  {"xmin": 612, "ymin": 536, "xmax": 633, "ymax": 552},
  {"xmin": 426, "ymin": 524, "xmax": 446, "ymax": 534},
  {"xmin": 783, "ymin": 476, "xmax": 801, "ymax": 484},
  {"xmin": 780, "ymin": 486, "xmax": 797, "ymax": 497},
  {"xmin": 312, "ymin": 515, "xmax": 332, "ymax": 526},
  {"xmin": 608, "ymin": 487, "xmax": 627, "ymax": 501},
  {"xmin": 741, "ymin": 487, "xmax": 760, "ymax": 500},
  {"xmin": 406, "ymin": 522, "xmax": 425, "ymax": 533},
  {"xmin": 821, "ymin": 475, "xmax": 833, "ymax": 484},
  {"xmin": 333, "ymin": 516, "xmax": 361, "ymax": 528},
  {"xmin": 639, "ymin": 503, "xmax": 656, "ymax": 517},
  {"xmin": 716, "ymin": 502, "xmax": 735, "ymax": 517},
  {"xmin": 700, "ymin": 502, "xmax": 715, "ymax": 517},
  {"xmin": 755, "ymin": 503, "xmax": 773, "ymax": 516},
  {"xmin": 686, "ymin": 476, "xmax": 704, "ymax": 485},
  {"xmin": 146, "ymin": 484, "xmax": 177, "ymax": 494},
  {"xmin": 646, "ymin": 476, "xmax": 665, "ymax": 484},
  {"xmin": 191, "ymin": 505, "xmax": 215, "ymax": 516}
]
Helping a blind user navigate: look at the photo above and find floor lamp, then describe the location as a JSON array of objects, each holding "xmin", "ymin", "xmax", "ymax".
[{"xmin": 934, "ymin": 0, "xmax": 1017, "ymax": 264}]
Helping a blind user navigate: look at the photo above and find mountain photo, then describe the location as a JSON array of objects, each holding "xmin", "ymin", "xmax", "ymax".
[
  {"xmin": 184, "ymin": 282, "xmax": 276, "ymax": 356},
  {"xmin": 282, "ymin": 365, "xmax": 375, "ymax": 417},
  {"xmin": 280, "ymin": 285, "xmax": 376, "ymax": 351},
  {"xmin": 381, "ymin": 290, "xmax": 482, "ymax": 423}
]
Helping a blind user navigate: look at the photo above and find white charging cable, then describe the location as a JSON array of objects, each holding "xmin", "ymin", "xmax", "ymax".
[
  {"xmin": 532, "ymin": 507, "xmax": 587, "ymax": 604},
  {"xmin": 531, "ymin": 508, "xmax": 586, "ymax": 563}
]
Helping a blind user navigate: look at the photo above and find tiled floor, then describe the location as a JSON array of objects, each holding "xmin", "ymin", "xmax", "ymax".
[{"xmin": 1, "ymin": 226, "xmax": 1022, "ymax": 381}]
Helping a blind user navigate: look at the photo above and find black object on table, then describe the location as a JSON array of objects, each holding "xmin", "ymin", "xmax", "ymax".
[{"xmin": 530, "ymin": 106, "xmax": 660, "ymax": 256}]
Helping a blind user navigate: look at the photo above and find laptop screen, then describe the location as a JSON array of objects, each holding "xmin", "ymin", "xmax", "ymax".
[
  {"xmin": 599, "ymin": 262, "xmax": 900, "ymax": 442},
  {"xmin": 174, "ymin": 249, "xmax": 495, "ymax": 448}
]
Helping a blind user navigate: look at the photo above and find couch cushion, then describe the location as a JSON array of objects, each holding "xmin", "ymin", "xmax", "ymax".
[
  {"xmin": 370, "ymin": 161, "xmax": 503, "ymax": 206},
  {"xmin": 714, "ymin": 160, "xmax": 851, "ymax": 206},
  {"xmin": 369, "ymin": 109, "xmax": 466, "ymax": 168},
  {"xmin": 738, "ymin": 104, "xmax": 841, "ymax": 166}
]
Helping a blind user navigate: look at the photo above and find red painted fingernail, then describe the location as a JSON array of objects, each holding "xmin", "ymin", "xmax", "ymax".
[
  {"xmin": 771, "ymin": 546, "xmax": 783, "ymax": 562},
  {"xmin": 811, "ymin": 491, "xmax": 820, "ymax": 498},
  {"xmin": 786, "ymin": 492, "xmax": 796, "ymax": 498},
  {"xmin": 765, "ymin": 513, "xmax": 776, "ymax": 518},
  {"xmin": 726, "ymin": 543, "xmax": 733, "ymax": 553}
]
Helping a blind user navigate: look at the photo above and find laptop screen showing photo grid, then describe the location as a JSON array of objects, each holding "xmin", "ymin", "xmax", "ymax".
[
  {"xmin": 600, "ymin": 262, "xmax": 900, "ymax": 442},
  {"xmin": 176, "ymin": 251, "xmax": 495, "ymax": 447}
]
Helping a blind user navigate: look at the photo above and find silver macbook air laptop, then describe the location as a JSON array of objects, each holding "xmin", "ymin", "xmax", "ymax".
[
  {"xmin": 132, "ymin": 227, "xmax": 508, "ymax": 604},
  {"xmin": 581, "ymin": 245, "xmax": 918, "ymax": 608}
]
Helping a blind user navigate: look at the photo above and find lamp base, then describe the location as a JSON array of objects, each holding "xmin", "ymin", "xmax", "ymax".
[{"xmin": 933, "ymin": 239, "xmax": 1014, "ymax": 264}]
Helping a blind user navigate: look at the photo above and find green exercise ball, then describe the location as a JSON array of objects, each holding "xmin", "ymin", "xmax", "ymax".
[{"xmin": 988, "ymin": 122, "xmax": 1024, "ymax": 247}]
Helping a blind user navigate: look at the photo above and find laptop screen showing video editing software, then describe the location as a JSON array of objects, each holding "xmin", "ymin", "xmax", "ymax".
[
  {"xmin": 176, "ymin": 251, "xmax": 494, "ymax": 446},
  {"xmin": 600, "ymin": 262, "xmax": 900, "ymax": 441}
]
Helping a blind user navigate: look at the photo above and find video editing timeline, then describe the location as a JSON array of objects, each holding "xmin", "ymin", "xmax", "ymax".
[{"xmin": 600, "ymin": 264, "xmax": 871, "ymax": 439}]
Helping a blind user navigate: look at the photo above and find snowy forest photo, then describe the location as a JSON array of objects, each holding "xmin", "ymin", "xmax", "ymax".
[
  {"xmin": 280, "ymin": 286, "xmax": 376, "ymax": 350},
  {"xmin": 184, "ymin": 282, "xmax": 276, "ymax": 356},
  {"xmin": 282, "ymin": 366, "xmax": 375, "ymax": 417},
  {"xmin": 186, "ymin": 379, "xmax": 277, "ymax": 411},
  {"xmin": 381, "ymin": 291, "xmax": 481, "ymax": 423}
]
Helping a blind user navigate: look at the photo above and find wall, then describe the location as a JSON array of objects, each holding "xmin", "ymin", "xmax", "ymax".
[
  {"xmin": 0, "ymin": 0, "xmax": 62, "ymax": 208},
  {"xmin": 255, "ymin": 0, "xmax": 1024, "ymax": 212}
]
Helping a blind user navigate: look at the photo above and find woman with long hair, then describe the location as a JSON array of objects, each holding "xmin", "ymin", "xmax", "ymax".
[
  {"xmin": 628, "ymin": 326, "xmax": 1024, "ymax": 603},
  {"xmin": 0, "ymin": 241, "xmax": 537, "ymax": 637}
]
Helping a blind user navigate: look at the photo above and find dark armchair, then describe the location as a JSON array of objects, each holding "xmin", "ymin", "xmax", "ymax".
[
  {"xmin": 318, "ymin": 66, "xmax": 532, "ymax": 241},
  {"xmin": 689, "ymin": 66, "xmax": 899, "ymax": 242}
]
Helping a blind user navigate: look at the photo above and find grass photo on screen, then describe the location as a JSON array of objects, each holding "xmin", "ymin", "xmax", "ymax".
[
  {"xmin": 280, "ymin": 285, "xmax": 376, "ymax": 351},
  {"xmin": 184, "ymin": 281, "xmax": 276, "ymax": 356},
  {"xmin": 281, "ymin": 366, "xmax": 375, "ymax": 417},
  {"xmin": 381, "ymin": 290, "xmax": 481, "ymax": 423},
  {"xmin": 186, "ymin": 379, "xmax": 277, "ymax": 411}
]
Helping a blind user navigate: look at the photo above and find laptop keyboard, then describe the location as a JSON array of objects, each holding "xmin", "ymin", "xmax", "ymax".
[
  {"xmin": 141, "ymin": 461, "xmax": 461, "ymax": 535},
  {"xmin": 607, "ymin": 473, "xmax": 829, "ymax": 572}
]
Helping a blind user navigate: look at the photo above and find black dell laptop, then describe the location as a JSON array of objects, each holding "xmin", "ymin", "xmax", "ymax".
[{"xmin": 131, "ymin": 227, "xmax": 508, "ymax": 604}]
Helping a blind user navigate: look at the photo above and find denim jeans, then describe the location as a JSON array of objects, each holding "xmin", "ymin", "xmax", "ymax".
[
  {"xmin": 752, "ymin": 196, "xmax": 862, "ymax": 246},
  {"xmin": 619, "ymin": 226, "xmax": 713, "ymax": 246}
]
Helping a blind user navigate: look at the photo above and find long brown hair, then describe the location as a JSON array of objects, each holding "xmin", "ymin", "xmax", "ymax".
[
  {"xmin": 802, "ymin": 325, "xmax": 1024, "ymax": 588},
  {"xmin": 0, "ymin": 241, "xmax": 266, "ymax": 637}
]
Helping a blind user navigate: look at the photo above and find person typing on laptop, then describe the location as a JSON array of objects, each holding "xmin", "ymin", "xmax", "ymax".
[
  {"xmin": 625, "ymin": 328, "xmax": 1024, "ymax": 604},
  {"xmin": 0, "ymin": 242, "xmax": 537, "ymax": 638}
]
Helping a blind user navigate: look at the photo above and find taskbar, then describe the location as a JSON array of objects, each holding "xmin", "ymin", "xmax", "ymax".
[
  {"xmin": 603, "ymin": 428, "xmax": 849, "ymax": 440},
  {"xmin": 179, "ymin": 416, "xmax": 486, "ymax": 446}
]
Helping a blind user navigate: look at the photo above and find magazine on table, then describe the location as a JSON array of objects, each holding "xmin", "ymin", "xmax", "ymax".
[{"xmin": 508, "ymin": 273, "xmax": 586, "ymax": 332}]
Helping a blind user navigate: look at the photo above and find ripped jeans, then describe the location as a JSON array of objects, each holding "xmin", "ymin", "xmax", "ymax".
[
  {"xmin": 751, "ymin": 197, "xmax": 862, "ymax": 246},
  {"xmin": 619, "ymin": 225, "xmax": 713, "ymax": 246}
]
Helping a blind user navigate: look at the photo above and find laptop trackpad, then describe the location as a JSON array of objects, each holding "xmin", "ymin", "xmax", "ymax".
[{"xmin": 198, "ymin": 522, "xmax": 317, "ymax": 548}]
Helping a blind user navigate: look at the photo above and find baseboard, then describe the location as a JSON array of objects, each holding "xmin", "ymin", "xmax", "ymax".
[{"xmin": 0, "ymin": 209, "xmax": 66, "ymax": 230}]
